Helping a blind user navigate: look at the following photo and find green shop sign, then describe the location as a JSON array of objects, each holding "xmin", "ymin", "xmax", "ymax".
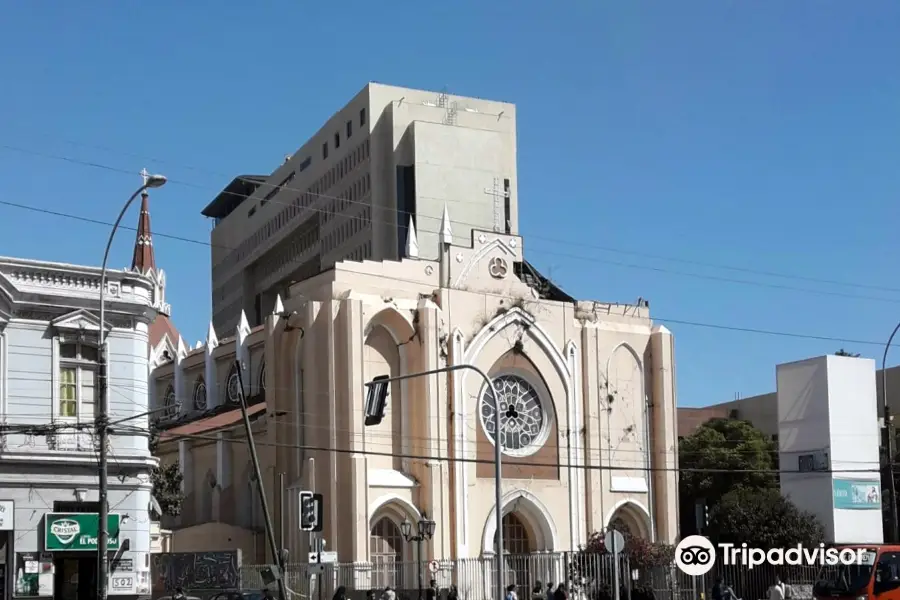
[{"xmin": 43, "ymin": 513, "xmax": 121, "ymax": 551}]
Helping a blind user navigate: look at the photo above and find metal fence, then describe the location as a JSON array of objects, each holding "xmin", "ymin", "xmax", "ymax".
[
  {"xmin": 706, "ymin": 563, "xmax": 820, "ymax": 600},
  {"xmin": 242, "ymin": 553, "xmax": 708, "ymax": 600}
]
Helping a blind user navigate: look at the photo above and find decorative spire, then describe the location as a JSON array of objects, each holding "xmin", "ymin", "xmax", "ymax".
[
  {"xmin": 439, "ymin": 204, "xmax": 453, "ymax": 245},
  {"xmin": 273, "ymin": 294, "xmax": 285, "ymax": 315},
  {"xmin": 405, "ymin": 216, "xmax": 419, "ymax": 258},
  {"xmin": 206, "ymin": 321, "xmax": 219, "ymax": 352},
  {"xmin": 131, "ymin": 168, "xmax": 156, "ymax": 273}
]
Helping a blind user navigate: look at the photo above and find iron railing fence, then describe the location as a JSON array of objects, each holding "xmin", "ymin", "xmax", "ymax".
[
  {"xmin": 241, "ymin": 553, "xmax": 705, "ymax": 600},
  {"xmin": 706, "ymin": 563, "xmax": 821, "ymax": 600}
]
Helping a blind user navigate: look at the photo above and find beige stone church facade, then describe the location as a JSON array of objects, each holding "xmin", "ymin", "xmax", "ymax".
[{"xmin": 150, "ymin": 212, "xmax": 680, "ymax": 573}]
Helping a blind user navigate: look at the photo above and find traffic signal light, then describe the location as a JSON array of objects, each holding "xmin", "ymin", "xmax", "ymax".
[
  {"xmin": 299, "ymin": 491, "xmax": 323, "ymax": 532},
  {"xmin": 364, "ymin": 375, "xmax": 390, "ymax": 426}
]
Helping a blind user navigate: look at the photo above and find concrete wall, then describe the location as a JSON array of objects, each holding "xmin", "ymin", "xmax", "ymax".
[{"xmin": 777, "ymin": 356, "xmax": 882, "ymax": 544}]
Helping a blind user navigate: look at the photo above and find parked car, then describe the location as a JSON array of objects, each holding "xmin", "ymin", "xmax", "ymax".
[{"xmin": 210, "ymin": 591, "xmax": 266, "ymax": 600}]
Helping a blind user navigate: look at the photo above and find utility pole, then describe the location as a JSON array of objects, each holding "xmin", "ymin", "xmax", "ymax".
[
  {"xmin": 97, "ymin": 171, "xmax": 167, "ymax": 600},
  {"xmin": 883, "ymin": 323, "xmax": 900, "ymax": 542},
  {"xmin": 235, "ymin": 360, "xmax": 288, "ymax": 600},
  {"xmin": 307, "ymin": 457, "xmax": 324, "ymax": 600}
]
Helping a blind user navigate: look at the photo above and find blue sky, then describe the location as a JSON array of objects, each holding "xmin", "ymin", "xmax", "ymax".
[{"xmin": 1, "ymin": 1, "xmax": 899, "ymax": 407}]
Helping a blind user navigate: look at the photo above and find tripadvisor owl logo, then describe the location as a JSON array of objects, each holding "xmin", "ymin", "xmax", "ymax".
[
  {"xmin": 50, "ymin": 518, "xmax": 81, "ymax": 545},
  {"xmin": 676, "ymin": 536, "xmax": 717, "ymax": 576}
]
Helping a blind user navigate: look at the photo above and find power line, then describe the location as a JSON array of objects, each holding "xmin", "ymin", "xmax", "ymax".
[
  {"xmin": 2, "ymin": 142, "xmax": 899, "ymax": 301},
  {"xmin": 14, "ymin": 135, "xmax": 900, "ymax": 295},
  {"xmin": 154, "ymin": 429, "xmax": 887, "ymax": 476},
  {"xmin": 0, "ymin": 195, "xmax": 888, "ymax": 347}
]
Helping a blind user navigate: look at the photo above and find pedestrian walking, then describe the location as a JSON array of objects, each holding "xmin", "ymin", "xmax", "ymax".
[{"xmin": 768, "ymin": 576, "xmax": 785, "ymax": 600}]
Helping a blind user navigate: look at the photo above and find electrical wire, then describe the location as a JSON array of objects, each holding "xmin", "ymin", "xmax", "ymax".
[
  {"xmin": 150, "ymin": 429, "xmax": 890, "ymax": 476},
  {"xmin": 2, "ymin": 143, "xmax": 899, "ymax": 306},
  {"xmin": 4, "ymin": 138, "xmax": 899, "ymax": 296}
]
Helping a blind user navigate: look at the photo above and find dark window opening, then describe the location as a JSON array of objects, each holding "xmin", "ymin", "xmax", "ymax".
[
  {"xmin": 55, "ymin": 501, "xmax": 101, "ymax": 513},
  {"xmin": 360, "ymin": 108, "xmax": 367, "ymax": 126},
  {"xmin": 334, "ymin": 132, "xmax": 340, "ymax": 149},
  {"xmin": 396, "ymin": 165, "xmax": 417, "ymax": 258},
  {"xmin": 254, "ymin": 294, "xmax": 262, "ymax": 327},
  {"xmin": 503, "ymin": 178, "xmax": 511, "ymax": 234},
  {"xmin": 322, "ymin": 142, "xmax": 328, "ymax": 159},
  {"xmin": 346, "ymin": 120, "xmax": 352, "ymax": 138}
]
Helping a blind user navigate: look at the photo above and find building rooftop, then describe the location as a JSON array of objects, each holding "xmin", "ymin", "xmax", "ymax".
[{"xmin": 201, "ymin": 175, "xmax": 268, "ymax": 221}]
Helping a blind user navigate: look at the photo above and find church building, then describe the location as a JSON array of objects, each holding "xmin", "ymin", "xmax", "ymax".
[{"xmin": 149, "ymin": 207, "xmax": 679, "ymax": 584}]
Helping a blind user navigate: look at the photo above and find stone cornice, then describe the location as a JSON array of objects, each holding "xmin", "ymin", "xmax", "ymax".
[{"xmin": 0, "ymin": 256, "xmax": 162, "ymax": 321}]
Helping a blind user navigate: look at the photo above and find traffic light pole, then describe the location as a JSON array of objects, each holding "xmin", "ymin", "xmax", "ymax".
[
  {"xmin": 307, "ymin": 457, "xmax": 323, "ymax": 600},
  {"xmin": 365, "ymin": 364, "xmax": 505, "ymax": 600},
  {"xmin": 235, "ymin": 360, "xmax": 288, "ymax": 600}
]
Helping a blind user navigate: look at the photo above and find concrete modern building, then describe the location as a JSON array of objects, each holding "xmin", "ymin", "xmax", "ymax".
[
  {"xmin": 0, "ymin": 253, "xmax": 165, "ymax": 598},
  {"xmin": 678, "ymin": 362, "xmax": 900, "ymax": 445},
  {"xmin": 149, "ymin": 212, "xmax": 681, "ymax": 593},
  {"xmin": 202, "ymin": 82, "xmax": 519, "ymax": 333},
  {"xmin": 776, "ymin": 355, "xmax": 882, "ymax": 544}
]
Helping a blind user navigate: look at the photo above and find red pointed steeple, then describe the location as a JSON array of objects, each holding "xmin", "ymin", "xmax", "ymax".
[{"xmin": 132, "ymin": 169, "xmax": 156, "ymax": 273}]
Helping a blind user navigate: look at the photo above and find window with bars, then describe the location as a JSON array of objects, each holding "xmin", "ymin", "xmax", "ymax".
[
  {"xmin": 59, "ymin": 341, "xmax": 99, "ymax": 420},
  {"xmin": 496, "ymin": 513, "xmax": 533, "ymax": 587},
  {"xmin": 370, "ymin": 517, "xmax": 405, "ymax": 589}
]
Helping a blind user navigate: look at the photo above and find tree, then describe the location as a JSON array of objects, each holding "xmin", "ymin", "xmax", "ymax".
[
  {"xmin": 574, "ymin": 529, "xmax": 675, "ymax": 600},
  {"xmin": 835, "ymin": 349, "xmax": 861, "ymax": 357},
  {"xmin": 581, "ymin": 528, "xmax": 675, "ymax": 570},
  {"xmin": 679, "ymin": 418, "xmax": 778, "ymax": 534},
  {"xmin": 709, "ymin": 487, "xmax": 825, "ymax": 548},
  {"xmin": 151, "ymin": 461, "xmax": 184, "ymax": 518}
]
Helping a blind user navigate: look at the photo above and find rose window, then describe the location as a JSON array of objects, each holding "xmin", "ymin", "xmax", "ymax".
[
  {"xmin": 226, "ymin": 366, "xmax": 241, "ymax": 404},
  {"xmin": 163, "ymin": 385, "xmax": 180, "ymax": 419},
  {"xmin": 193, "ymin": 379, "xmax": 207, "ymax": 410},
  {"xmin": 480, "ymin": 374, "xmax": 545, "ymax": 454}
]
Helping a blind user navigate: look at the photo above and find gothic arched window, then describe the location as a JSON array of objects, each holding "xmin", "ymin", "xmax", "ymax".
[{"xmin": 370, "ymin": 517, "xmax": 404, "ymax": 589}]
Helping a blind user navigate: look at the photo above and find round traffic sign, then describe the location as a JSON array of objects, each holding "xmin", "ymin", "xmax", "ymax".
[
  {"xmin": 428, "ymin": 560, "xmax": 440, "ymax": 573},
  {"xmin": 604, "ymin": 530, "xmax": 626, "ymax": 555}
]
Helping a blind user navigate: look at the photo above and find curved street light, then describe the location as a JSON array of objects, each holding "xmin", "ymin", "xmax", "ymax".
[
  {"xmin": 96, "ymin": 171, "xmax": 167, "ymax": 600},
  {"xmin": 401, "ymin": 513, "xmax": 437, "ymax": 600},
  {"xmin": 883, "ymin": 322, "xmax": 900, "ymax": 543}
]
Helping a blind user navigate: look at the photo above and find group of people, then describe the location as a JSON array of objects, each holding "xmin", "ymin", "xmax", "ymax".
[
  {"xmin": 528, "ymin": 581, "xmax": 570, "ymax": 600},
  {"xmin": 711, "ymin": 575, "xmax": 791, "ymax": 600}
]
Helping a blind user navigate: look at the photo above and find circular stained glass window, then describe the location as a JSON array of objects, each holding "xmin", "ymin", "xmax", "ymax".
[
  {"xmin": 193, "ymin": 379, "xmax": 207, "ymax": 410},
  {"xmin": 226, "ymin": 366, "xmax": 241, "ymax": 404},
  {"xmin": 164, "ymin": 385, "xmax": 180, "ymax": 419},
  {"xmin": 480, "ymin": 374, "xmax": 546, "ymax": 455}
]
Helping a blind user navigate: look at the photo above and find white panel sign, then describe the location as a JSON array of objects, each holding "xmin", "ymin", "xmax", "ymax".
[
  {"xmin": 308, "ymin": 551, "xmax": 338, "ymax": 563},
  {"xmin": 0, "ymin": 500, "xmax": 14, "ymax": 531},
  {"xmin": 109, "ymin": 574, "xmax": 136, "ymax": 595}
]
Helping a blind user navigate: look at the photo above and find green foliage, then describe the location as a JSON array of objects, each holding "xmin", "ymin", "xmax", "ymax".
[
  {"xmin": 708, "ymin": 487, "xmax": 825, "ymax": 549},
  {"xmin": 580, "ymin": 528, "xmax": 675, "ymax": 570},
  {"xmin": 835, "ymin": 349, "xmax": 861, "ymax": 357},
  {"xmin": 679, "ymin": 418, "xmax": 778, "ymax": 507},
  {"xmin": 151, "ymin": 461, "xmax": 184, "ymax": 518}
]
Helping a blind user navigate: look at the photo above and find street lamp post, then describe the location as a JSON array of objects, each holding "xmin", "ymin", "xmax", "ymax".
[
  {"xmin": 97, "ymin": 170, "xmax": 167, "ymax": 600},
  {"xmin": 400, "ymin": 513, "xmax": 436, "ymax": 600},
  {"xmin": 883, "ymin": 322, "xmax": 900, "ymax": 543},
  {"xmin": 364, "ymin": 364, "xmax": 511, "ymax": 600}
]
